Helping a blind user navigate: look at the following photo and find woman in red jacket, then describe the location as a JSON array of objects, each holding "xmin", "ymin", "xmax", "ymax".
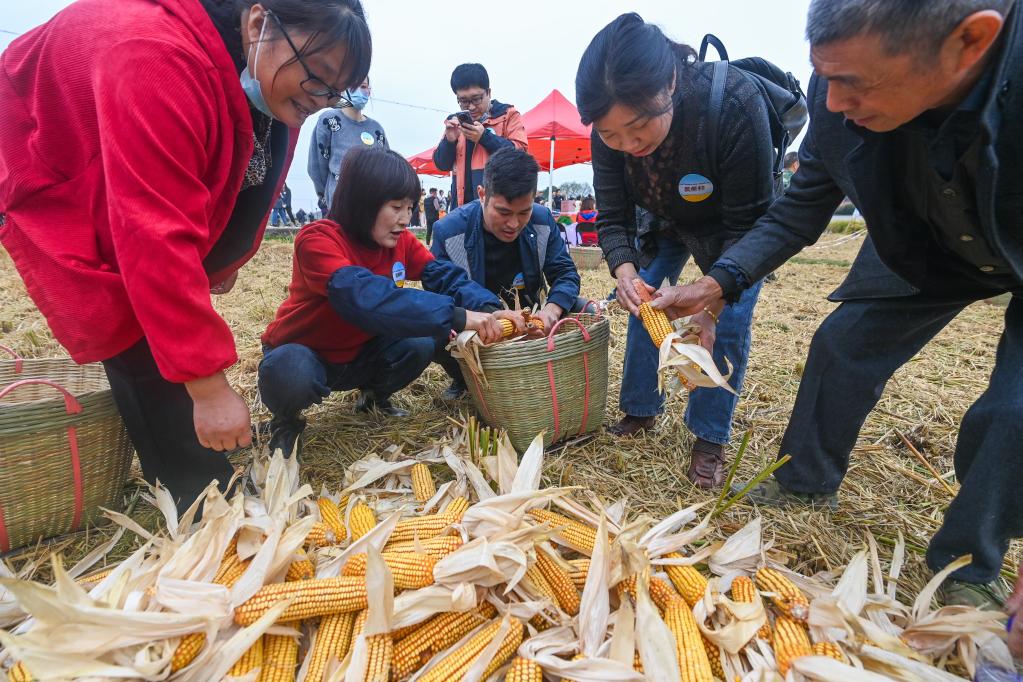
[
  {"xmin": 259, "ymin": 148, "xmax": 509, "ymax": 455},
  {"xmin": 0, "ymin": 0, "xmax": 370, "ymax": 512}
]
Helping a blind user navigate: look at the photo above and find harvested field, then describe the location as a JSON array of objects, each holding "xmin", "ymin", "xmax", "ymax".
[{"xmin": 0, "ymin": 230, "xmax": 1018, "ymax": 601}]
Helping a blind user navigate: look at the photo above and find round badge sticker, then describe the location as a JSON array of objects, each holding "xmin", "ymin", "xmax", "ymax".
[
  {"xmin": 392, "ymin": 262, "xmax": 406, "ymax": 288},
  {"xmin": 679, "ymin": 173, "xmax": 715, "ymax": 203},
  {"xmin": 361, "ymin": 131, "xmax": 375, "ymax": 146},
  {"xmin": 513, "ymin": 273, "xmax": 525, "ymax": 290}
]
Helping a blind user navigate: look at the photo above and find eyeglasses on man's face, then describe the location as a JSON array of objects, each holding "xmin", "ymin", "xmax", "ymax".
[
  {"xmin": 456, "ymin": 92, "xmax": 489, "ymax": 110},
  {"xmin": 269, "ymin": 11, "xmax": 345, "ymax": 105}
]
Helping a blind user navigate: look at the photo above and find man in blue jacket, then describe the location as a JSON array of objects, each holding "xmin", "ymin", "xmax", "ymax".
[
  {"xmin": 428, "ymin": 147, "xmax": 590, "ymax": 398},
  {"xmin": 653, "ymin": 0, "xmax": 1020, "ymax": 609}
]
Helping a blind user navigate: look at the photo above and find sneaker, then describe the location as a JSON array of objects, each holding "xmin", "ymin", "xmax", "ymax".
[
  {"xmin": 268, "ymin": 416, "xmax": 306, "ymax": 459},
  {"xmin": 355, "ymin": 392, "xmax": 410, "ymax": 418},
  {"xmin": 937, "ymin": 578, "xmax": 1009, "ymax": 610},
  {"xmin": 688, "ymin": 438, "xmax": 726, "ymax": 489},
  {"xmin": 732, "ymin": 477, "xmax": 839, "ymax": 511},
  {"xmin": 607, "ymin": 414, "xmax": 657, "ymax": 437},
  {"xmin": 441, "ymin": 380, "xmax": 468, "ymax": 401}
]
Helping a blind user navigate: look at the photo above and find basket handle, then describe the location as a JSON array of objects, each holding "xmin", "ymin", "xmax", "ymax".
[
  {"xmin": 0, "ymin": 379, "xmax": 85, "ymax": 551},
  {"xmin": 573, "ymin": 299, "xmax": 604, "ymax": 321},
  {"xmin": 0, "ymin": 345, "xmax": 23, "ymax": 375},
  {"xmin": 544, "ymin": 317, "xmax": 593, "ymax": 441}
]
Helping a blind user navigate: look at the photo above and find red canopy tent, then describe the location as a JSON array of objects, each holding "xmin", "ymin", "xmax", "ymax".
[{"xmin": 405, "ymin": 89, "xmax": 592, "ymax": 196}]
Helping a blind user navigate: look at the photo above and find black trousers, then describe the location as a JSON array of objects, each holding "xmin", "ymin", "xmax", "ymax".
[
  {"xmin": 776, "ymin": 293, "xmax": 1023, "ymax": 583},
  {"xmin": 101, "ymin": 339, "xmax": 235, "ymax": 515}
]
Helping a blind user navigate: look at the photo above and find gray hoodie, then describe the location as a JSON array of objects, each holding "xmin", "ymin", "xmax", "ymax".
[{"xmin": 308, "ymin": 108, "xmax": 390, "ymax": 208}]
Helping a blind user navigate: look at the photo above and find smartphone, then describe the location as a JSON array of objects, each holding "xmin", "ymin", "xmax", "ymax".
[{"xmin": 448, "ymin": 110, "xmax": 474, "ymax": 125}]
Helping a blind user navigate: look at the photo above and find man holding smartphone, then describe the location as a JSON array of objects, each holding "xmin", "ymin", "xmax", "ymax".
[{"xmin": 433, "ymin": 63, "xmax": 529, "ymax": 209}]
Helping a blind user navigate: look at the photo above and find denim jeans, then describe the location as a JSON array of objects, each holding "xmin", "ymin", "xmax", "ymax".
[
  {"xmin": 258, "ymin": 336, "xmax": 434, "ymax": 419},
  {"xmin": 270, "ymin": 207, "xmax": 288, "ymax": 226},
  {"xmin": 619, "ymin": 234, "xmax": 763, "ymax": 445}
]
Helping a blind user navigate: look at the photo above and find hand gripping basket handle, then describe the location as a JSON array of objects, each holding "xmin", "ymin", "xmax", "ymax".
[
  {"xmin": 0, "ymin": 345, "xmax": 23, "ymax": 374},
  {"xmin": 0, "ymin": 379, "xmax": 85, "ymax": 551},
  {"xmin": 545, "ymin": 316, "xmax": 593, "ymax": 440}
]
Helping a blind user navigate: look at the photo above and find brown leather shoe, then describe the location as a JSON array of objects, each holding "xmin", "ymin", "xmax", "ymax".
[
  {"xmin": 688, "ymin": 438, "xmax": 726, "ymax": 489},
  {"xmin": 607, "ymin": 414, "xmax": 657, "ymax": 437}
]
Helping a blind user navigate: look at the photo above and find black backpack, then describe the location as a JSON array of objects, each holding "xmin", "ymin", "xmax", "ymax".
[{"xmin": 699, "ymin": 34, "xmax": 808, "ymax": 183}]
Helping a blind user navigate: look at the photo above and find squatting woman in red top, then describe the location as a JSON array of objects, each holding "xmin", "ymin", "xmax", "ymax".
[{"xmin": 0, "ymin": 0, "xmax": 371, "ymax": 512}]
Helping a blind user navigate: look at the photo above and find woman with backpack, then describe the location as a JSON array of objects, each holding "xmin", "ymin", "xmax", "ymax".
[
  {"xmin": 576, "ymin": 13, "xmax": 777, "ymax": 488},
  {"xmin": 0, "ymin": 0, "xmax": 371, "ymax": 513}
]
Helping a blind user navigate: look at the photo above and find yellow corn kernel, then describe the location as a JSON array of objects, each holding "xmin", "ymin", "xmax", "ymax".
[
  {"xmin": 390, "ymin": 604, "xmax": 497, "ymax": 679},
  {"xmin": 341, "ymin": 551, "xmax": 437, "ymax": 590},
  {"xmin": 349, "ymin": 503, "xmax": 377, "ymax": 541},
  {"xmin": 305, "ymin": 522, "xmax": 338, "ymax": 549},
  {"xmin": 258, "ymin": 634, "xmax": 298, "ymax": 682},
  {"xmin": 527, "ymin": 508, "xmax": 609, "ymax": 554},
  {"xmin": 663, "ymin": 554, "xmax": 709, "ymax": 607},
  {"xmin": 535, "ymin": 550, "xmax": 581, "ymax": 616},
  {"xmin": 410, "ymin": 462, "xmax": 437, "ymax": 502},
  {"xmin": 387, "ymin": 513, "xmax": 458, "ymax": 544},
  {"xmin": 812, "ymin": 641, "xmax": 846, "ymax": 663},
  {"xmin": 618, "ymin": 575, "xmax": 685, "ymax": 612},
  {"xmin": 302, "ymin": 611, "xmax": 355, "ymax": 682},
  {"xmin": 234, "ymin": 576, "xmax": 368, "ymax": 626},
  {"xmin": 731, "ymin": 575, "xmax": 771, "ymax": 638},
  {"xmin": 170, "ymin": 632, "xmax": 206, "ymax": 672},
  {"xmin": 663, "ymin": 601, "xmax": 713, "ymax": 682},
  {"xmin": 755, "ymin": 567, "xmax": 810, "ymax": 622},
  {"xmin": 285, "ymin": 557, "xmax": 315, "ymax": 582},
  {"xmin": 76, "ymin": 567, "xmax": 113, "ymax": 587},
  {"xmin": 352, "ymin": 608, "xmax": 369, "ymax": 640},
  {"xmin": 6, "ymin": 662, "xmax": 33, "ymax": 682},
  {"xmin": 418, "ymin": 618, "xmax": 524, "ymax": 682},
  {"xmin": 638, "ymin": 302, "xmax": 674, "ymax": 348},
  {"xmin": 773, "ymin": 614, "xmax": 813, "ymax": 675},
  {"xmin": 504, "ymin": 656, "xmax": 542, "ymax": 682},
  {"xmin": 567, "ymin": 558, "xmax": 590, "ymax": 591},
  {"xmin": 317, "ymin": 497, "xmax": 347, "ymax": 542},
  {"xmin": 444, "ymin": 496, "xmax": 470, "ymax": 519},
  {"xmin": 228, "ymin": 637, "xmax": 264, "ymax": 676},
  {"xmin": 384, "ymin": 534, "xmax": 463, "ymax": 558}
]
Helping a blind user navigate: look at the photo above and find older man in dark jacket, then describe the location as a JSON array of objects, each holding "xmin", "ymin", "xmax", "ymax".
[{"xmin": 654, "ymin": 0, "xmax": 1022, "ymax": 608}]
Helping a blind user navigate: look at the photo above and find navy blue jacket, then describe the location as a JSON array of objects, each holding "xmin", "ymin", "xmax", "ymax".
[{"xmin": 427, "ymin": 201, "xmax": 581, "ymax": 312}]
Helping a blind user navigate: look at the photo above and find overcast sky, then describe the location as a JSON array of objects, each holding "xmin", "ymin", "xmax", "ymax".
[{"xmin": 1, "ymin": 0, "xmax": 814, "ymax": 212}]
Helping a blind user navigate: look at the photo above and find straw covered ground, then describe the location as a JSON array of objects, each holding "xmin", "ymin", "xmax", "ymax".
[{"xmin": 0, "ymin": 230, "xmax": 1018, "ymax": 602}]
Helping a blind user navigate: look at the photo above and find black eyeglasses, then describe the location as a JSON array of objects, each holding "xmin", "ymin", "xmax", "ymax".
[
  {"xmin": 456, "ymin": 93, "xmax": 488, "ymax": 109},
  {"xmin": 268, "ymin": 11, "xmax": 345, "ymax": 105}
]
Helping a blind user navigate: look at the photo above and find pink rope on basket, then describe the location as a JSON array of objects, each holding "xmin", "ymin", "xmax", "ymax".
[
  {"xmin": 545, "ymin": 317, "xmax": 593, "ymax": 440},
  {"xmin": 0, "ymin": 379, "xmax": 85, "ymax": 552},
  {"xmin": 0, "ymin": 344, "xmax": 23, "ymax": 374}
]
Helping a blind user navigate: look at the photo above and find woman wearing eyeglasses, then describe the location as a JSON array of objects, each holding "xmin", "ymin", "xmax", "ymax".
[{"xmin": 0, "ymin": 0, "xmax": 371, "ymax": 512}]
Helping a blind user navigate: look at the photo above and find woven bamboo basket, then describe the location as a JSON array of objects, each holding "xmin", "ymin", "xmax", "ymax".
[
  {"xmin": 0, "ymin": 346, "xmax": 134, "ymax": 553},
  {"xmin": 455, "ymin": 314, "xmax": 609, "ymax": 452},
  {"xmin": 569, "ymin": 246, "xmax": 604, "ymax": 270}
]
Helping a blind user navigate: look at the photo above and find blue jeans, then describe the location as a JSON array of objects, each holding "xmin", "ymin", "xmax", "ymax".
[
  {"xmin": 270, "ymin": 207, "xmax": 288, "ymax": 226},
  {"xmin": 619, "ymin": 234, "xmax": 763, "ymax": 445},
  {"xmin": 258, "ymin": 336, "xmax": 434, "ymax": 419}
]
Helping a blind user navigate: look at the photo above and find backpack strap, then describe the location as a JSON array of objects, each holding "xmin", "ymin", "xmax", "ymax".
[
  {"xmin": 706, "ymin": 60, "xmax": 729, "ymax": 181},
  {"xmin": 699, "ymin": 34, "xmax": 729, "ymax": 62}
]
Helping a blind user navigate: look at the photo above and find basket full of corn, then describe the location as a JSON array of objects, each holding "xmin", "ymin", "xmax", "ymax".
[
  {"xmin": 0, "ymin": 421, "xmax": 1008, "ymax": 680},
  {"xmin": 569, "ymin": 245, "xmax": 603, "ymax": 270},
  {"xmin": 450, "ymin": 312, "xmax": 610, "ymax": 452},
  {"xmin": 0, "ymin": 345, "xmax": 133, "ymax": 553}
]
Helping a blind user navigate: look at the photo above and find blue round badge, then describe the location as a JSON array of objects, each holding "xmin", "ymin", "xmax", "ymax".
[
  {"xmin": 679, "ymin": 173, "xmax": 715, "ymax": 203},
  {"xmin": 361, "ymin": 131, "xmax": 375, "ymax": 146},
  {"xmin": 392, "ymin": 262, "xmax": 406, "ymax": 288},
  {"xmin": 513, "ymin": 273, "xmax": 525, "ymax": 290}
]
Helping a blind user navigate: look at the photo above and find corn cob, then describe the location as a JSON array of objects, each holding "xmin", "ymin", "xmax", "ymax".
[
  {"xmin": 363, "ymin": 633, "xmax": 392, "ymax": 682},
  {"xmin": 567, "ymin": 558, "xmax": 590, "ymax": 591},
  {"xmin": 633, "ymin": 650, "xmax": 644, "ymax": 673},
  {"xmin": 317, "ymin": 497, "xmax": 347, "ymax": 541},
  {"xmin": 505, "ymin": 656, "xmax": 542, "ymax": 681},
  {"xmin": 6, "ymin": 662, "xmax": 32, "ymax": 682},
  {"xmin": 663, "ymin": 601, "xmax": 713, "ymax": 682},
  {"xmin": 410, "ymin": 463, "xmax": 436, "ymax": 502},
  {"xmin": 534, "ymin": 550, "xmax": 581, "ymax": 615},
  {"xmin": 305, "ymin": 522, "xmax": 337, "ymax": 549},
  {"xmin": 618, "ymin": 575, "xmax": 685, "ymax": 611},
  {"xmin": 702, "ymin": 634, "xmax": 725, "ymax": 680},
  {"xmin": 521, "ymin": 565, "xmax": 560, "ymax": 631},
  {"xmin": 302, "ymin": 611, "xmax": 355, "ymax": 682},
  {"xmin": 773, "ymin": 614, "xmax": 813, "ymax": 675},
  {"xmin": 444, "ymin": 496, "xmax": 470, "ymax": 519},
  {"xmin": 663, "ymin": 553, "xmax": 709, "ymax": 607},
  {"xmin": 286, "ymin": 557, "xmax": 315, "ymax": 582},
  {"xmin": 527, "ymin": 509, "xmax": 606, "ymax": 554},
  {"xmin": 731, "ymin": 575, "xmax": 772, "ymax": 638},
  {"xmin": 341, "ymin": 551, "xmax": 437, "ymax": 589},
  {"xmin": 258, "ymin": 634, "xmax": 298, "ymax": 682},
  {"xmin": 352, "ymin": 608, "xmax": 369, "ymax": 640},
  {"xmin": 390, "ymin": 603, "xmax": 497, "ymax": 679},
  {"xmin": 498, "ymin": 318, "xmax": 518, "ymax": 339},
  {"xmin": 417, "ymin": 617, "xmax": 524, "ymax": 682},
  {"xmin": 632, "ymin": 278, "xmax": 673, "ymax": 348},
  {"xmin": 234, "ymin": 576, "xmax": 368, "ymax": 626},
  {"xmin": 349, "ymin": 503, "xmax": 377, "ymax": 541},
  {"xmin": 170, "ymin": 632, "xmax": 207, "ymax": 672},
  {"xmin": 76, "ymin": 567, "xmax": 114, "ymax": 586},
  {"xmin": 755, "ymin": 567, "xmax": 810, "ymax": 622},
  {"xmin": 812, "ymin": 641, "xmax": 846, "ymax": 663},
  {"xmin": 228, "ymin": 636, "xmax": 264, "ymax": 676},
  {"xmin": 384, "ymin": 534, "xmax": 463, "ymax": 558},
  {"xmin": 387, "ymin": 513, "xmax": 458, "ymax": 544}
]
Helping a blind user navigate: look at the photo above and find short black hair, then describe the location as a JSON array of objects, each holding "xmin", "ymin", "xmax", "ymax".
[
  {"xmin": 329, "ymin": 147, "xmax": 420, "ymax": 248},
  {"xmin": 450, "ymin": 63, "xmax": 490, "ymax": 92},
  {"xmin": 483, "ymin": 147, "xmax": 539, "ymax": 202},
  {"xmin": 429, "ymin": 187, "xmax": 437, "ymax": 193},
  {"xmin": 784, "ymin": 151, "xmax": 799, "ymax": 169}
]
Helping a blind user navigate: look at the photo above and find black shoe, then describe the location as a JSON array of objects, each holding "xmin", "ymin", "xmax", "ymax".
[
  {"xmin": 607, "ymin": 414, "xmax": 657, "ymax": 437},
  {"xmin": 355, "ymin": 393, "xmax": 410, "ymax": 418},
  {"xmin": 268, "ymin": 416, "xmax": 306, "ymax": 459},
  {"xmin": 731, "ymin": 477, "xmax": 839, "ymax": 511},
  {"xmin": 441, "ymin": 380, "xmax": 468, "ymax": 401}
]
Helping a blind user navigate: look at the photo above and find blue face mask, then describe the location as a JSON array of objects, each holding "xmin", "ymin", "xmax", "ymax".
[
  {"xmin": 240, "ymin": 17, "xmax": 274, "ymax": 119},
  {"xmin": 347, "ymin": 89, "xmax": 370, "ymax": 111}
]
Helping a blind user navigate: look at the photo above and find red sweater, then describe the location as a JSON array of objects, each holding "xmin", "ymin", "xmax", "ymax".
[
  {"xmin": 0, "ymin": 0, "xmax": 298, "ymax": 382},
  {"xmin": 262, "ymin": 222, "xmax": 435, "ymax": 363}
]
